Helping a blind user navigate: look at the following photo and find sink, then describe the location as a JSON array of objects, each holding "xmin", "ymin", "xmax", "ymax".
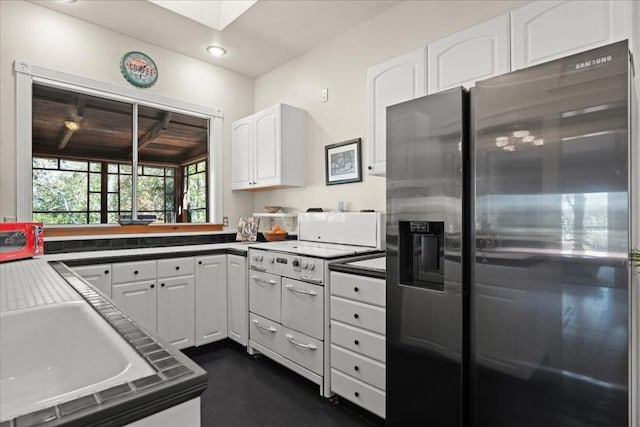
[{"xmin": 0, "ymin": 301, "xmax": 154, "ymax": 421}]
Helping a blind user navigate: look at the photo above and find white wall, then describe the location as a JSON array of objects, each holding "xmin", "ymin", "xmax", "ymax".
[
  {"xmin": 253, "ymin": 0, "xmax": 526, "ymax": 214},
  {"xmin": 0, "ymin": 0, "xmax": 255, "ymax": 227}
]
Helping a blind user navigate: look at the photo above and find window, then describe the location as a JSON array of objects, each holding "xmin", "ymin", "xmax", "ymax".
[{"xmin": 30, "ymin": 83, "xmax": 213, "ymax": 225}]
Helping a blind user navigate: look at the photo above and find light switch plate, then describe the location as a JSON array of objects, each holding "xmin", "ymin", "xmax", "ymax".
[{"xmin": 321, "ymin": 88, "xmax": 328, "ymax": 103}]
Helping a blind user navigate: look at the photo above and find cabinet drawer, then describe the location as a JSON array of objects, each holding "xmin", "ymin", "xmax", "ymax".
[
  {"xmin": 331, "ymin": 272, "xmax": 385, "ymax": 307},
  {"xmin": 112, "ymin": 260, "xmax": 156, "ymax": 284},
  {"xmin": 281, "ymin": 326, "xmax": 323, "ymax": 375},
  {"xmin": 281, "ymin": 278, "xmax": 323, "ymax": 340},
  {"xmin": 249, "ymin": 313, "xmax": 281, "ymax": 355},
  {"xmin": 331, "ymin": 321, "xmax": 385, "ymax": 363},
  {"xmin": 331, "ymin": 369, "xmax": 385, "ymax": 419},
  {"xmin": 331, "ymin": 296, "xmax": 385, "ymax": 335},
  {"xmin": 249, "ymin": 271, "xmax": 281, "ymax": 322},
  {"xmin": 157, "ymin": 257, "xmax": 194, "ymax": 278},
  {"xmin": 331, "ymin": 344, "xmax": 385, "ymax": 390}
]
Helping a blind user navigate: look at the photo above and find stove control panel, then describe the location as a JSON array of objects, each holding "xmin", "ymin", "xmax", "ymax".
[{"xmin": 249, "ymin": 249, "xmax": 323, "ymax": 285}]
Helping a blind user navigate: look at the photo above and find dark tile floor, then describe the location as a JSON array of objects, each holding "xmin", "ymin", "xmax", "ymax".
[{"xmin": 184, "ymin": 341, "xmax": 385, "ymax": 427}]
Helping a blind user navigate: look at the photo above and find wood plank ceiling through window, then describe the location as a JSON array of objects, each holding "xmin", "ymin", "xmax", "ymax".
[{"xmin": 32, "ymin": 84, "xmax": 208, "ymax": 166}]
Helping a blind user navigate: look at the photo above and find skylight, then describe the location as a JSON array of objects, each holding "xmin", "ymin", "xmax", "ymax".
[{"xmin": 148, "ymin": 0, "xmax": 257, "ymax": 31}]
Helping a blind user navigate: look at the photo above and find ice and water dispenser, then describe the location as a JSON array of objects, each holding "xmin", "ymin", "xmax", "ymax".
[{"xmin": 398, "ymin": 221, "xmax": 445, "ymax": 291}]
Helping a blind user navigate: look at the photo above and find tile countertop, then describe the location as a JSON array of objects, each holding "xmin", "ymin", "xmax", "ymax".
[
  {"xmin": 0, "ymin": 259, "xmax": 207, "ymax": 427},
  {"xmin": 329, "ymin": 254, "xmax": 386, "ymax": 279},
  {"xmin": 43, "ymin": 241, "xmax": 255, "ymax": 264}
]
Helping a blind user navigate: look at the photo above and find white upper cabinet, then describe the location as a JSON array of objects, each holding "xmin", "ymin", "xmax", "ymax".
[
  {"xmin": 366, "ymin": 46, "xmax": 427, "ymax": 176},
  {"xmin": 511, "ymin": 0, "xmax": 630, "ymax": 70},
  {"xmin": 231, "ymin": 104, "xmax": 306, "ymax": 190},
  {"xmin": 231, "ymin": 116, "xmax": 253, "ymax": 189},
  {"xmin": 428, "ymin": 14, "xmax": 510, "ymax": 93}
]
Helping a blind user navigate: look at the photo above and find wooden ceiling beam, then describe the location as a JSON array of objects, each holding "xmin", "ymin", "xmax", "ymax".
[
  {"xmin": 57, "ymin": 95, "xmax": 87, "ymax": 150},
  {"xmin": 138, "ymin": 112, "xmax": 172, "ymax": 151}
]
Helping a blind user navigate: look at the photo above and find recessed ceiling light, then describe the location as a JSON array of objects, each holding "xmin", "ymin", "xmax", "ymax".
[{"xmin": 206, "ymin": 46, "xmax": 227, "ymax": 57}]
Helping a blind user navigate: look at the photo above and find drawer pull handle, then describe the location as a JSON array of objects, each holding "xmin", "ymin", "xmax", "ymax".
[
  {"xmin": 251, "ymin": 266, "xmax": 267, "ymax": 272},
  {"xmin": 354, "ymin": 392, "xmax": 360, "ymax": 398},
  {"xmin": 161, "ymin": 283, "xmax": 165, "ymax": 287},
  {"xmin": 354, "ymin": 340, "xmax": 360, "ymax": 345},
  {"xmin": 253, "ymin": 276, "xmax": 277, "ymax": 285},
  {"xmin": 104, "ymin": 270, "xmax": 109, "ymax": 274},
  {"xmin": 150, "ymin": 284, "xmax": 155, "ymax": 289},
  {"xmin": 134, "ymin": 270, "xmax": 139, "ymax": 275},
  {"xmin": 286, "ymin": 334, "xmax": 317, "ymax": 350},
  {"xmin": 175, "ymin": 266, "xmax": 180, "ymax": 270},
  {"xmin": 252, "ymin": 320, "xmax": 277, "ymax": 333},
  {"xmin": 198, "ymin": 261, "xmax": 203, "ymax": 265},
  {"xmin": 354, "ymin": 365, "xmax": 359, "ymax": 372},
  {"xmin": 354, "ymin": 313, "xmax": 359, "ymax": 319},
  {"xmin": 354, "ymin": 287, "xmax": 359, "ymax": 292},
  {"xmin": 285, "ymin": 285, "xmax": 317, "ymax": 296},
  {"xmin": 300, "ymin": 276, "xmax": 323, "ymax": 284}
]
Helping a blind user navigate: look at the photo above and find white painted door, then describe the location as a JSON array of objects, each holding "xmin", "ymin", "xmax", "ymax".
[
  {"xmin": 366, "ymin": 46, "xmax": 427, "ymax": 176},
  {"xmin": 227, "ymin": 254, "xmax": 247, "ymax": 346},
  {"xmin": 112, "ymin": 280, "xmax": 157, "ymax": 332},
  {"xmin": 511, "ymin": 0, "xmax": 630, "ymax": 70},
  {"xmin": 428, "ymin": 14, "xmax": 510, "ymax": 93},
  {"xmin": 72, "ymin": 264, "xmax": 112, "ymax": 297},
  {"xmin": 157, "ymin": 275, "xmax": 195, "ymax": 349},
  {"xmin": 195, "ymin": 255, "xmax": 227, "ymax": 346},
  {"xmin": 231, "ymin": 116, "xmax": 254, "ymax": 189},
  {"xmin": 253, "ymin": 104, "xmax": 281, "ymax": 188}
]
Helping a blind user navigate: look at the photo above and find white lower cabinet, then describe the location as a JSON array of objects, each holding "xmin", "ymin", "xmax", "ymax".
[
  {"xmin": 71, "ymin": 264, "xmax": 112, "ymax": 297},
  {"xmin": 112, "ymin": 279, "xmax": 158, "ymax": 332},
  {"xmin": 227, "ymin": 254, "xmax": 248, "ymax": 346},
  {"xmin": 157, "ymin": 275, "xmax": 195, "ymax": 349},
  {"xmin": 194, "ymin": 255, "xmax": 228, "ymax": 346},
  {"xmin": 330, "ymin": 271, "xmax": 386, "ymax": 419}
]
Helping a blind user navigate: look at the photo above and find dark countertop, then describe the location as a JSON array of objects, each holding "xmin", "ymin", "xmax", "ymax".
[{"xmin": 329, "ymin": 254, "xmax": 386, "ymax": 279}]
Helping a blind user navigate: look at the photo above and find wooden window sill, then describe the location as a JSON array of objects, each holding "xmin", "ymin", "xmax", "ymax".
[{"xmin": 44, "ymin": 223, "xmax": 224, "ymax": 237}]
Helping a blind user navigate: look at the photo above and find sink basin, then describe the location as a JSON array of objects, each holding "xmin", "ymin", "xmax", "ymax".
[{"xmin": 0, "ymin": 301, "xmax": 154, "ymax": 421}]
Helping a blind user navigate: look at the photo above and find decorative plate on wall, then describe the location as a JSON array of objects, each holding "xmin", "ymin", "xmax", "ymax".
[{"xmin": 120, "ymin": 51, "xmax": 158, "ymax": 88}]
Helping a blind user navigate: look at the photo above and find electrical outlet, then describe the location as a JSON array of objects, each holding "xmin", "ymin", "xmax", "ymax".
[
  {"xmin": 321, "ymin": 88, "xmax": 328, "ymax": 103},
  {"xmin": 223, "ymin": 216, "xmax": 229, "ymax": 227},
  {"xmin": 3, "ymin": 216, "xmax": 16, "ymax": 222}
]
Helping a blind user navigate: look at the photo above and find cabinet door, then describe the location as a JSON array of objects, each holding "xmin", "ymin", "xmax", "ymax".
[
  {"xmin": 511, "ymin": 0, "xmax": 630, "ymax": 70},
  {"xmin": 428, "ymin": 14, "xmax": 509, "ymax": 93},
  {"xmin": 195, "ymin": 255, "xmax": 227, "ymax": 346},
  {"xmin": 112, "ymin": 280, "xmax": 157, "ymax": 332},
  {"xmin": 253, "ymin": 104, "xmax": 281, "ymax": 187},
  {"xmin": 72, "ymin": 264, "xmax": 112, "ymax": 297},
  {"xmin": 227, "ymin": 254, "xmax": 248, "ymax": 346},
  {"xmin": 366, "ymin": 46, "xmax": 427, "ymax": 176},
  {"xmin": 231, "ymin": 116, "xmax": 254, "ymax": 190},
  {"xmin": 157, "ymin": 275, "xmax": 195, "ymax": 349}
]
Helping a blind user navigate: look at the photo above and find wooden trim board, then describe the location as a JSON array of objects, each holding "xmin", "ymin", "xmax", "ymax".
[{"xmin": 44, "ymin": 223, "xmax": 224, "ymax": 237}]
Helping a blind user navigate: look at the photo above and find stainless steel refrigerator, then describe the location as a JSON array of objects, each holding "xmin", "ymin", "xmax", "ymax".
[{"xmin": 386, "ymin": 40, "xmax": 635, "ymax": 426}]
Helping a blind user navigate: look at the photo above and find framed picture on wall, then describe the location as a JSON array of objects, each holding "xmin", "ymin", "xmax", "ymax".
[{"xmin": 325, "ymin": 138, "xmax": 362, "ymax": 185}]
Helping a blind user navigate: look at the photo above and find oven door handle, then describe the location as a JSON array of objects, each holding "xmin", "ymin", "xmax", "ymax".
[
  {"xmin": 252, "ymin": 276, "xmax": 277, "ymax": 285},
  {"xmin": 300, "ymin": 276, "xmax": 323, "ymax": 285},
  {"xmin": 285, "ymin": 284, "xmax": 317, "ymax": 296},
  {"xmin": 252, "ymin": 320, "xmax": 277, "ymax": 333},
  {"xmin": 285, "ymin": 334, "xmax": 317, "ymax": 350},
  {"xmin": 251, "ymin": 266, "xmax": 267, "ymax": 272}
]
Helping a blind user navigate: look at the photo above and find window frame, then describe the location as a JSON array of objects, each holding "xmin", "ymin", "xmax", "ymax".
[{"xmin": 14, "ymin": 60, "xmax": 223, "ymax": 224}]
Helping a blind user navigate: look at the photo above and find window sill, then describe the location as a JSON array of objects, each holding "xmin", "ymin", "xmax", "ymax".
[{"xmin": 44, "ymin": 223, "xmax": 224, "ymax": 237}]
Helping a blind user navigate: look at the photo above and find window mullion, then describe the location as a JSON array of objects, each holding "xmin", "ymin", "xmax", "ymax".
[{"xmin": 132, "ymin": 103, "xmax": 138, "ymax": 220}]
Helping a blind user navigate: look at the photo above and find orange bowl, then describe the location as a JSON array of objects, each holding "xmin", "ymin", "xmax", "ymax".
[{"xmin": 263, "ymin": 231, "xmax": 288, "ymax": 241}]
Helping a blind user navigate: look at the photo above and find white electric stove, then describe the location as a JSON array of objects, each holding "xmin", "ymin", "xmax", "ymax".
[{"xmin": 247, "ymin": 212, "xmax": 384, "ymax": 398}]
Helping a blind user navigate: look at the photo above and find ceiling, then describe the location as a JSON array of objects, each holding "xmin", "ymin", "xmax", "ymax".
[
  {"xmin": 32, "ymin": 84, "xmax": 208, "ymax": 165},
  {"xmin": 31, "ymin": 0, "xmax": 401, "ymax": 78}
]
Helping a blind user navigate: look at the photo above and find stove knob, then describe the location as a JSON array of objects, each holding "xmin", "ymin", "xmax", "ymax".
[
  {"xmin": 268, "ymin": 256, "xmax": 275, "ymax": 264},
  {"xmin": 308, "ymin": 262, "xmax": 315, "ymax": 271},
  {"xmin": 292, "ymin": 258, "xmax": 300, "ymax": 268},
  {"xmin": 257, "ymin": 254, "xmax": 264, "ymax": 262},
  {"xmin": 252, "ymin": 254, "xmax": 259, "ymax": 261},
  {"xmin": 301, "ymin": 261, "xmax": 308, "ymax": 269}
]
